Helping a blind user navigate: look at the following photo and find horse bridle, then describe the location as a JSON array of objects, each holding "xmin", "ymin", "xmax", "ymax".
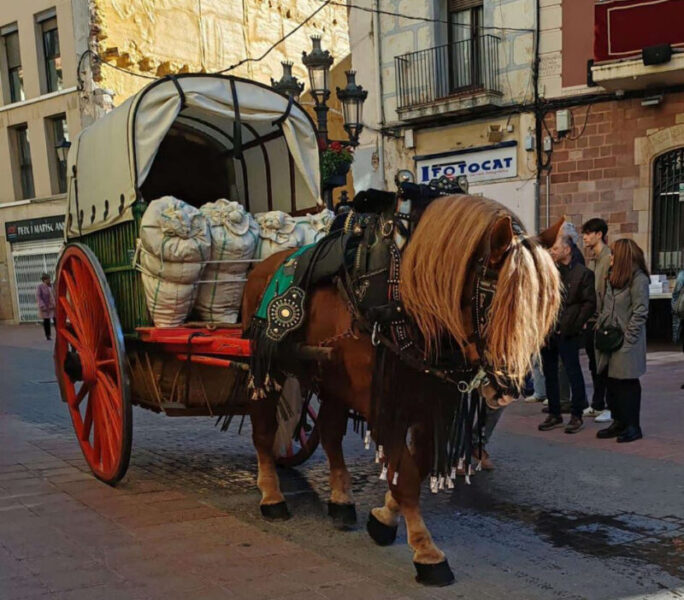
[{"xmin": 465, "ymin": 222, "xmax": 531, "ymax": 398}]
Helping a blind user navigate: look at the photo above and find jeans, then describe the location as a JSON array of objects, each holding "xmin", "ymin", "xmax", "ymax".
[
  {"xmin": 585, "ymin": 327, "xmax": 608, "ymax": 411},
  {"xmin": 541, "ymin": 334, "xmax": 587, "ymax": 418},
  {"xmin": 606, "ymin": 377, "xmax": 641, "ymax": 428},
  {"xmin": 42, "ymin": 318, "xmax": 56, "ymax": 340},
  {"xmin": 531, "ymin": 359, "xmax": 546, "ymax": 399}
]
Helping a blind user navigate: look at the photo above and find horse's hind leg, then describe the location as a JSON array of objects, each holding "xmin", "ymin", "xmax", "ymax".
[
  {"xmin": 248, "ymin": 392, "xmax": 289, "ymax": 520},
  {"xmin": 318, "ymin": 393, "xmax": 357, "ymax": 530}
]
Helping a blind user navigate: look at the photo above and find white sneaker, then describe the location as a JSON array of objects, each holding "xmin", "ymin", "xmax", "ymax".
[
  {"xmin": 583, "ymin": 407, "xmax": 600, "ymax": 417},
  {"xmin": 594, "ymin": 410, "xmax": 612, "ymax": 423},
  {"xmin": 524, "ymin": 395, "xmax": 545, "ymax": 403},
  {"xmin": 542, "ymin": 398, "xmax": 549, "ymax": 406}
]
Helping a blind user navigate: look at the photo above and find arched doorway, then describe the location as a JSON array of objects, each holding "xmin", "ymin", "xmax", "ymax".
[{"xmin": 652, "ymin": 148, "xmax": 684, "ymax": 275}]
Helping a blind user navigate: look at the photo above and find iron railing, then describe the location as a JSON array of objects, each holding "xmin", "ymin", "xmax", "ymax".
[{"xmin": 395, "ymin": 35, "xmax": 501, "ymax": 111}]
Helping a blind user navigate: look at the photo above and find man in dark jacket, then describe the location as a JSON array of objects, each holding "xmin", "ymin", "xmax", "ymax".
[{"xmin": 539, "ymin": 234, "xmax": 596, "ymax": 433}]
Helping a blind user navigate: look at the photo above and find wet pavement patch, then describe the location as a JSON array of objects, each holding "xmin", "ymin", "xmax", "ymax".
[{"xmin": 449, "ymin": 487, "xmax": 684, "ymax": 579}]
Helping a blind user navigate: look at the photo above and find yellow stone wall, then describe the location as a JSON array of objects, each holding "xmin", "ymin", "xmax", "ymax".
[{"xmin": 92, "ymin": 0, "xmax": 350, "ymax": 104}]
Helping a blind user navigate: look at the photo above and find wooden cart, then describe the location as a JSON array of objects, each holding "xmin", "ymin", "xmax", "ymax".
[{"xmin": 54, "ymin": 74, "xmax": 324, "ymax": 484}]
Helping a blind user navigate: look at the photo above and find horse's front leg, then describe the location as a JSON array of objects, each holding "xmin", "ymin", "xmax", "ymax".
[
  {"xmin": 248, "ymin": 391, "xmax": 290, "ymax": 520},
  {"xmin": 318, "ymin": 390, "xmax": 357, "ymax": 530},
  {"xmin": 368, "ymin": 424, "xmax": 455, "ymax": 586}
]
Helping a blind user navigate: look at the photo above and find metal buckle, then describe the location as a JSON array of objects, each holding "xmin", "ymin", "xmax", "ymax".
[{"xmin": 381, "ymin": 219, "xmax": 394, "ymax": 238}]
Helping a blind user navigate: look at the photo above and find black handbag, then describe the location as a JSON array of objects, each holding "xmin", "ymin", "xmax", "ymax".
[
  {"xmin": 595, "ymin": 325, "xmax": 624, "ymax": 352},
  {"xmin": 595, "ymin": 283, "xmax": 624, "ymax": 353}
]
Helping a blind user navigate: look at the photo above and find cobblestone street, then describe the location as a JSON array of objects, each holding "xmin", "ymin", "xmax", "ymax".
[{"xmin": 1, "ymin": 324, "xmax": 683, "ymax": 599}]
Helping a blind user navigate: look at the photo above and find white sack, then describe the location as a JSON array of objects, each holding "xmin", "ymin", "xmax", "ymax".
[
  {"xmin": 141, "ymin": 274, "xmax": 199, "ymax": 328},
  {"xmin": 293, "ymin": 209, "xmax": 334, "ymax": 245},
  {"xmin": 195, "ymin": 199, "xmax": 259, "ymax": 323},
  {"xmin": 138, "ymin": 196, "xmax": 210, "ymax": 327},
  {"xmin": 140, "ymin": 196, "xmax": 211, "ymax": 262},
  {"xmin": 139, "ymin": 247, "xmax": 203, "ymax": 284},
  {"xmin": 255, "ymin": 211, "xmax": 305, "ymax": 259}
]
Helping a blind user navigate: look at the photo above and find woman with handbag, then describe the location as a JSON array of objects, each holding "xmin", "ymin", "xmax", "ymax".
[{"xmin": 595, "ymin": 239, "xmax": 650, "ymax": 443}]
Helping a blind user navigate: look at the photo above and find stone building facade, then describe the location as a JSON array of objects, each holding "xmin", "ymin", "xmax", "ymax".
[
  {"xmin": 349, "ymin": 0, "xmax": 540, "ymax": 231},
  {"xmin": 0, "ymin": 0, "xmax": 349, "ymax": 323},
  {"xmin": 539, "ymin": 0, "xmax": 684, "ymax": 277}
]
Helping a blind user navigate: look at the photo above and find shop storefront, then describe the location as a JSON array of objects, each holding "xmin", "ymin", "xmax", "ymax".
[{"xmin": 4, "ymin": 216, "xmax": 64, "ymax": 322}]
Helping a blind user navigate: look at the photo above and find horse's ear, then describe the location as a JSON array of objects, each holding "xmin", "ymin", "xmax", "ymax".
[
  {"xmin": 489, "ymin": 215, "xmax": 514, "ymax": 265},
  {"xmin": 536, "ymin": 217, "xmax": 566, "ymax": 249}
]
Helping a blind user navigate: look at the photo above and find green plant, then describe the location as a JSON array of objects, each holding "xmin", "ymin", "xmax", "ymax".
[{"xmin": 320, "ymin": 141, "xmax": 353, "ymax": 182}]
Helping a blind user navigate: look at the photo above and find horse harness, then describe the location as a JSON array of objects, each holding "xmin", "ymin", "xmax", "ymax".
[{"xmin": 337, "ymin": 185, "xmax": 513, "ymax": 397}]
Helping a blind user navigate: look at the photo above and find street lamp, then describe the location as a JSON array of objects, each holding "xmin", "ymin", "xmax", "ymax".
[
  {"xmin": 271, "ymin": 61, "xmax": 305, "ymax": 103},
  {"xmin": 302, "ymin": 35, "xmax": 334, "ymax": 143},
  {"xmin": 336, "ymin": 71, "xmax": 368, "ymax": 147}
]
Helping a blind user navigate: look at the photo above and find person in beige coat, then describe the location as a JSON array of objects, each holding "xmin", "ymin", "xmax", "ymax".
[{"xmin": 595, "ymin": 239, "xmax": 650, "ymax": 443}]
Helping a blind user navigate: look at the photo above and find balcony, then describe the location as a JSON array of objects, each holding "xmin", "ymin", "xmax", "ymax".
[
  {"xmin": 395, "ymin": 35, "xmax": 502, "ymax": 122},
  {"xmin": 591, "ymin": 0, "xmax": 684, "ymax": 90}
]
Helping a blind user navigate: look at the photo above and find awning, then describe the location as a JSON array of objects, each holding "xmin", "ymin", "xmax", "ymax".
[{"xmin": 66, "ymin": 74, "xmax": 321, "ymax": 238}]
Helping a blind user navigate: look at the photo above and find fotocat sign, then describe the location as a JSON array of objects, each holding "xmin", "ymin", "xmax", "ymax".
[{"xmin": 415, "ymin": 141, "xmax": 518, "ymax": 185}]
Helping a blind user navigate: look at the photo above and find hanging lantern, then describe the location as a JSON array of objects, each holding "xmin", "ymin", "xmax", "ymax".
[{"xmin": 336, "ymin": 70, "xmax": 368, "ymax": 147}]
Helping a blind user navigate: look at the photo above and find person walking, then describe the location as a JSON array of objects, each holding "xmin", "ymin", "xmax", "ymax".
[
  {"xmin": 36, "ymin": 273, "xmax": 56, "ymax": 341},
  {"xmin": 581, "ymin": 218, "xmax": 612, "ymax": 422},
  {"xmin": 595, "ymin": 239, "xmax": 649, "ymax": 443},
  {"xmin": 539, "ymin": 233, "xmax": 596, "ymax": 433}
]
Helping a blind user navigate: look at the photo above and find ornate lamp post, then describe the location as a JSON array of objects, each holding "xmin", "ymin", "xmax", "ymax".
[
  {"xmin": 273, "ymin": 36, "xmax": 369, "ymax": 208},
  {"xmin": 302, "ymin": 35, "xmax": 334, "ymax": 145},
  {"xmin": 271, "ymin": 61, "xmax": 305, "ymax": 103}
]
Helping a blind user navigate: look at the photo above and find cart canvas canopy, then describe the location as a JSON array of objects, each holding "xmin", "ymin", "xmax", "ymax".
[{"xmin": 66, "ymin": 74, "xmax": 322, "ymax": 238}]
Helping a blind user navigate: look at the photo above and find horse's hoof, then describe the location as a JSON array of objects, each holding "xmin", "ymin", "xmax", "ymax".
[
  {"xmin": 328, "ymin": 502, "xmax": 357, "ymax": 530},
  {"xmin": 260, "ymin": 501, "xmax": 291, "ymax": 520},
  {"xmin": 414, "ymin": 560, "xmax": 455, "ymax": 587},
  {"xmin": 366, "ymin": 512, "xmax": 397, "ymax": 546}
]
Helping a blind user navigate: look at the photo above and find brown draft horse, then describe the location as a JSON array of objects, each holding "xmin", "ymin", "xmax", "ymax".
[{"xmin": 242, "ymin": 194, "xmax": 563, "ymax": 586}]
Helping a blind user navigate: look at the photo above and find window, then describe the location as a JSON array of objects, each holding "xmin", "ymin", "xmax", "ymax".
[
  {"xmin": 40, "ymin": 17, "xmax": 61, "ymax": 93},
  {"xmin": 47, "ymin": 114, "xmax": 69, "ymax": 193},
  {"xmin": 448, "ymin": 1, "xmax": 483, "ymax": 91},
  {"xmin": 2, "ymin": 26, "xmax": 24, "ymax": 102},
  {"xmin": 652, "ymin": 148, "xmax": 684, "ymax": 274},
  {"xmin": 14, "ymin": 125, "xmax": 35, "ymax": 199}
]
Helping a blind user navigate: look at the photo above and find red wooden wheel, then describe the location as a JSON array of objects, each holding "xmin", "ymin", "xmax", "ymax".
[
  {"xmin": 54, "ymin": 243, "xmax": 132, "ymax": 485},
  {"xmin": 275, "ymin": 390, "xmax": 320, "ymax": 468}
]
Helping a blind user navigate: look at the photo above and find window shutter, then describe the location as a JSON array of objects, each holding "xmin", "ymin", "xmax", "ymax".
[{"xmin": 448, "ymin": 0, "xmax": 483, "ymax": 10}]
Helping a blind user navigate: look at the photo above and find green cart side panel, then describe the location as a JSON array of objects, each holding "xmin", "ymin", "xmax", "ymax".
[{"xmin": 77, "ymin": 204, "xmax": 150, "ymax": 334}]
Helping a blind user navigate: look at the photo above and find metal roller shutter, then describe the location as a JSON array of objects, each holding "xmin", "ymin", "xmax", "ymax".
[{"xmin": 12, "ymin": 240, "xmax": 63, "ymax": 322}]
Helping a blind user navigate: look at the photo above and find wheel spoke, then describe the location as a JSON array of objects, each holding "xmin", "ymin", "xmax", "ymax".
[
  {"xmin": 59, "ymin": 298, "xmax": 87, "ymax": 347},
  {"xmin": 96, "ymin": 372, "xmax": 122, "ymax": 455},
  {"xmin": 97, "ymin": 359, "xmax": 116, "ymax": 368},
  {"xmin": 74, "ymin": 382, "xmax": 91, "ymax": 407},
  {"xmin": 60, "ymin": 326, "xmax": 85, "ymax": 355},
  {"xmin": 81, "ymin": 398, "xmax": 93, "ymax": 442},
  {"xmin": 298, "ymin": 430, "xmax": 308, "ymax": 449}
]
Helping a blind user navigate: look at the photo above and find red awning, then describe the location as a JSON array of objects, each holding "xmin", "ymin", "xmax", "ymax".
[{"xmin": 594, "ymin": 0, "xmax": 684, "ymax": 63}]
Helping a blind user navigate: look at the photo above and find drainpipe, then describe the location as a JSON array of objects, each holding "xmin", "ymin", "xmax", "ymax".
[
  {"xmin": 373, "ymin": 0, "xmax": 386, "ymax": 188},
  {"xmin": 546, "ymin": 169, "xmax": 551, "ymax": 228},
  {"xmin": 533, "ymin": 0, "xmax": 542, "ymax": 233}
]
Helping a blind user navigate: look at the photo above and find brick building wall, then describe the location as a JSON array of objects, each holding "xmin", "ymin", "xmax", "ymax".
[{"xmin": 544, "ymin": 91, "xmax": 684, "ymax": 266}]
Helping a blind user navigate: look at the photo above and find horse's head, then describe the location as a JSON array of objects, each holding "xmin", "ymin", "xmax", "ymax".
[{"xmin": 400, "ymin": 195, "xmax": 563, "ymax": 405}]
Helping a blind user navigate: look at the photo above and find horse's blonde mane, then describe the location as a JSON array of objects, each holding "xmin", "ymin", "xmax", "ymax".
[{"xmin": 400, "ymin": 195, "xmax": 560, "ymax": 385}]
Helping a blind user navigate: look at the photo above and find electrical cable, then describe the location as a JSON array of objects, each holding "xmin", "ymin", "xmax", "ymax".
[
  {"xmin": 322, "ymin": 0, "xmax": 535, "ymax": 32},
  {"xmin": 565, "ymin": 104, "xmax": 591, "ymax": 141},
  {"xmin": 217, "ymin": 1, "xmax": 333, "ymax": 73}
]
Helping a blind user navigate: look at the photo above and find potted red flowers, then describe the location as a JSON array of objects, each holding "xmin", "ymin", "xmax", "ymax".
[{"xmin": 319, "ymin": 140, "xmax": 353, "ymax": 188}]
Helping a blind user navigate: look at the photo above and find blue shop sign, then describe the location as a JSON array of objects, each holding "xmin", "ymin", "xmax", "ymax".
[{"xmin": 414, "ymin": 141, "xmax": 518, "ymax": 185}]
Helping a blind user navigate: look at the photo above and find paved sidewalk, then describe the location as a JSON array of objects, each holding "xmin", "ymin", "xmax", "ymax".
[{"xmin": 0, "ymin": 415, "xmax": 404, "ymax": 600}]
